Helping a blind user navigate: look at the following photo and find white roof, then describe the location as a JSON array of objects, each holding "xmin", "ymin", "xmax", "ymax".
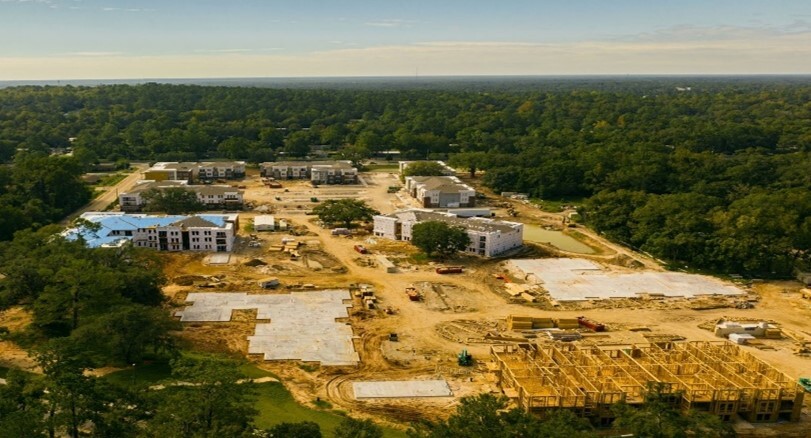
[{"xmin": 254, "ymin": 215, "xmax": 275, "ymax": 226}]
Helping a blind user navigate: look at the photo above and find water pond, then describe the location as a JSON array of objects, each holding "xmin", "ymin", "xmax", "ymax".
[{"xmin": 523, "ymin": 225, "xmax": 595, "ymax": 254}]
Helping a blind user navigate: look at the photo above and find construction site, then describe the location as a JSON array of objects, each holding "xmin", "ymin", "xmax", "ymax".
[
  {"xmin": 491, "ymin": 341, "xmax": 803, "ymax": 426},
  {"xmin": 27, "ymin": 164, "xmax": 805, "ymax": 435}
]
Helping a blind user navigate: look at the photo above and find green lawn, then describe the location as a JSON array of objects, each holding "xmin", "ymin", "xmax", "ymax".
[
  {"xmin": 103, "ymin": 356, "xmax": 406, "ymax": 438},
  {"xmin": 96, "ymin": 172, "xmax": 129, "ymax": 187},
  {"xmin": 528, "ymin": 196, "xmax": 586, "ymax": 213},
  {"xmin": 363, "ymin": 163, "xmax": 400, "ymax": 172}
]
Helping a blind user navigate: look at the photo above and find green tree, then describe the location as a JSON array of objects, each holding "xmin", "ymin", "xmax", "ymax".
[
  {"xmin": 410, "ymin": 221, "xmax": 471, "ymax": 258},
  {"xmin": 71, "ymin": 305, "xmax": 178, "ymax": 365},
  {"xmin": 402, "ymin": 161, "xmax": 447, "ymax": 178},
  {"xmin": 312, "ymin": 199, "xmax": 379, "ymax": 229},
  {"xmin": 448, "ymin": 152, "xmax": 488, "ymax": 178},
  {"xmin": 0, "ymin": 370, "xmax": 46, "ymax": 438},
  {"xmin": 147, "ymin": 357, "xmax": 257, "ymax": 437},
  {"xmin": 142, "ymin": 187, "xmax": 205, "ymax": 214},
  {"xmin": 265, "ymin": 421, "xmax": 322, "ymax": 438},
  {"xmin": 334, "ymin": 417, "xmax": 383, "ymax": 438},
  {"xmin": 282, "ymin": 131, "xmax": 311, "ymax": 157},
  {"xmin": 612, "ymin": 383, "xmax": 734, "ymax": 438},
  {"xmin": 408, "ymin": 394, "xmax": 593, "ymax": 438}
]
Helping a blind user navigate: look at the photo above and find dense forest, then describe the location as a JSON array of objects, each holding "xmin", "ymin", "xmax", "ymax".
[{"xmin": 0, "ymin": 81, "xmax": 809, "ymax": 276}]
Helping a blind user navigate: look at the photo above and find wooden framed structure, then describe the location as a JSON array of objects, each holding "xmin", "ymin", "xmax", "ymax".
[{"xmin": 491, "ymin": 341, "xmax": 803, "ymax": 425}]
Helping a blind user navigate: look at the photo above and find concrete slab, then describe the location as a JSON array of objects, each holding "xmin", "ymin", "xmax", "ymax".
[
  {"xmin": 175, "ymin": 290, "xmax": 359, "ymax": 366},
  {"xmin": 205, "ymin": 253, "xmax": 231, "ymax": 265},
  {"xmin": 353, "ymin": 380, "xmax": 453, "ymax": 399},
  {"xmin": 508, "ymin": 258, "xmax": 744, "ymax": 302}
]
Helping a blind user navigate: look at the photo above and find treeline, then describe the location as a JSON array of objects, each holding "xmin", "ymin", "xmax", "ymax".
[
  {"xmin": 0, "ymin": 227, "xmax": 175, "ymax": 364},
  {"xmin": 1, "ymin": 83, "xmax": 810, "ymax": 275},
  {"xmin": 0, "ymin": 153, "xmax": 91, "ymax": 240}
]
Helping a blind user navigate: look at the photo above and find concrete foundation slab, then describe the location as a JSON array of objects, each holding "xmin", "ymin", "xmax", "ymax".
[
  {"xmin": 175, "ymin": 290, "xmax": 359, "ymax": 366},
  {"xmin": 205, "ymin": 253, "xmax": 231, "ymax": 265},
  {"xmin": 353, "ymin": 380, "xmax": 453, "ymax": 399},
  {"xmin": 508, "ymin": 258, "xmax": 744, "ymax": 302}
]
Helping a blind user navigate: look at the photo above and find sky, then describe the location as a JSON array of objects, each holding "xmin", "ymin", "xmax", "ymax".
[{"xmin": 1, "ymin": 0, "xmax": 811, "ymax": 80}]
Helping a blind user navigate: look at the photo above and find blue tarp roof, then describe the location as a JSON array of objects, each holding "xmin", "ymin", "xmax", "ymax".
[{"xmin": 64, "ymin": 213, "xmax": 233, "ymax": 248}]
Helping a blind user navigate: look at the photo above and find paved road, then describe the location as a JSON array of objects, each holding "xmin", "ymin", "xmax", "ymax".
[{"xmin": 61, "ymin": 163, "xmax": 147, "ymax": 225}]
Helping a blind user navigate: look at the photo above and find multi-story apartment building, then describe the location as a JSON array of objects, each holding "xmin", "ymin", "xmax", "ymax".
[
  {"xmin": 260, "ymin": 160, "xmax": 358, "ymax": 184},
  {"xmin": 119, "ymin": 181, "xmax": 243, "ymax": 212},
  {"xmin": 64, "ymin": 212, "xmax": 239, "ymax": 252},
  {"xmin": 142, "ymin": 162, "xmax": 198, "ymax": 182},
  {"xmin": 372, "ymin": 209, "xmax": 523, "ymax": 257},
  {"xmin": 197, "ymin": 161, "xmax": 246, "ymax": 180},
  {"xmin": 404, "ymin": 176, "xmax": 476, "ymax": 208}
]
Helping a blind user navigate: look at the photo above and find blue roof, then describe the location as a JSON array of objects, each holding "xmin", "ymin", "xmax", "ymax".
[{"xmin": 64, "ymin": 212, "xmax": 234, "ymax": 248}]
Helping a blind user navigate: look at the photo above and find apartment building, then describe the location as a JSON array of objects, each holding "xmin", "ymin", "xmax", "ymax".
[
  {"xmin": 142, "ymin": 162, "xmax": 198, "ymax": 182},
  {"xmin": 64, "ymin": 212, "xmax": 239, "ymax": 252},
  {"xmin": 197, "ymin": 161, "xmax": 246, "ymax": 180},
  {"xmin": 405, "ymin": 176, "xmax": 476, "ymax": 208},
  {"xmin": 373, "ymin": 209, "xmax": 523, "ymax": 257},
  {"xmin": 119, "ymin": 181, "xmax": 243, "ymax": 212},
  {"xmin": 260, "ymin": 160, "xmax": 358, "ymax": 184}
]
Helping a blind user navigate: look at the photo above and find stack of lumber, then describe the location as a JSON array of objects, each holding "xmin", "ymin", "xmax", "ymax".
[
  {"xmin": 555, "ymin": 318, "xmax": 580, "ymax": 329},
  {"xmin": 506, "ymin": 315, "xmax": 554, "ymax": 331}
]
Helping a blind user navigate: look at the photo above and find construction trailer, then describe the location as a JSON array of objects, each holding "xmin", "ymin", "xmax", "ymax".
[{"xmin": 490, "ymin": 341, "xmax": 803, "ymax": 427}]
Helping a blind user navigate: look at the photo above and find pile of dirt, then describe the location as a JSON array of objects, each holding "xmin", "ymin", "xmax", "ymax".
[
  {"xmin": 173, "ymin": 275, "xmax": 209, "ymax": 286},
  {"xmin": 244, "ymin": 258, "xmax": 268, "ymax": 267}
]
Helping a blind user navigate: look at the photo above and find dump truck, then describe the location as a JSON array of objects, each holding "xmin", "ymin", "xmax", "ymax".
[
  {"xmin": 405, "ymin": 287, "xmax": 421, "ymax": 301},
  {"xmin": 436, "ymin": 266, "xmax": 464, "ymax": 274},
  {"xmin": 353, "ymin": 244, "xmax": 368, "ymax": 254}
]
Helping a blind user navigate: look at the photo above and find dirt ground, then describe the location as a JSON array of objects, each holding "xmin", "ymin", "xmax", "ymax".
[
  {"xmin": 0, "ymin": 307, "xmax": 39, "ymax": 372},
  {"xmin": 155, "ymin": 168, "xmax": 811, "ymax": 431}
]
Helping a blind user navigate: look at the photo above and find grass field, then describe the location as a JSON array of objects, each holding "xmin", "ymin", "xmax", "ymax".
[
  {"xmin": 103, "ymin": 355, "xmax": 406, "ymax": 437},
  {"xmin": 95, "ymin": 172, "xmax": 130, "ymax": 187}
]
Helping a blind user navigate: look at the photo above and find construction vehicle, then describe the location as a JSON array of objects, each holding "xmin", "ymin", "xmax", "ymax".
[
  {"xmin": 405, "ymin": 286, "xmax": 421, "ymax": 301},
  {"xmin": 353, "ymin": 244, "xmax": 368, "ymax": 254},
  {"xmin": 577, "ymin": 316, "xmax": 606, "ymax": 332},
  {"xmin": 800, "ymin": 377, "xmax": 811, "ymax": 392},
  {"xmin": 458, "ymin": 349, "xmax": 473, "ymax": 366},
  {"xmin": 436, "ymin": 266, "xmax": 464, "ymax": 274}
]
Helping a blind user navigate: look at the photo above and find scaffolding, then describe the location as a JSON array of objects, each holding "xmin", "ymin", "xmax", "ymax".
[{"xmin": 491, "ymin": 341, "xmax": 803, "ymax": 424}]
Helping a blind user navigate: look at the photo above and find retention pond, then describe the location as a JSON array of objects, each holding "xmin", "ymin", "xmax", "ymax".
[{"xmin": 523, "ymin": 225, "xmax": 595, "ymax": 254}]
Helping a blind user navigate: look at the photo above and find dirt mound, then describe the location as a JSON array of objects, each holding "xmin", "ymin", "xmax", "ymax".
[
  {"xmin": 244, "ymin": 258, "xmax": 268, "ymax": 267},
  {"xmin": 173, "ymin": 275, "xmax": 208, "ymax": 286}
]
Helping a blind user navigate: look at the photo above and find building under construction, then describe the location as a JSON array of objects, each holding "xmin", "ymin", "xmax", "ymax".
[{"xmin": 490, "ymin": 341, "xmax": 803, "ymax": 426}]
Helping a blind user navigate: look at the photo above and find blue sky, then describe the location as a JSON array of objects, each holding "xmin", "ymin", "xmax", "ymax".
[{"xmin": 1, "ymin": 0, "xmax": 810, "ymax": 79}]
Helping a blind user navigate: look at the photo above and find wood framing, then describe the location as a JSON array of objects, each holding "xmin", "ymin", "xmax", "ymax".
[{"xmin": 491, "ymin": 341, "xmax": 803, "ymax": 425}]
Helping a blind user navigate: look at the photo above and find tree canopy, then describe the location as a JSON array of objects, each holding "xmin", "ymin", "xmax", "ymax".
[
  {"xmin": 411, "ymin": 221, "xmax": 471, "ymax": 258},
  {"xmin": 142, "ymin": 187, "xmax": 205, "ymax": 214},
  {"xmin": 402, "ymin": 161, "xmax": 447, "ymax": 177},
  {"xmin": 407, "ymin": 393, "xmax": 593, "ymax": 438},
  {"xmin": 1, "ymin": 80, "xmax": 809, "ymax": 272},
  {"xmin": 312, "ymin": 199, "xmax": 379, "ymax": 229}
]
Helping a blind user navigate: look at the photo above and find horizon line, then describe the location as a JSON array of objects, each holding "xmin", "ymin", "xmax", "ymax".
[{"xmin": 3, "ymin": 73, "xmax": 811, "ymax": 84}]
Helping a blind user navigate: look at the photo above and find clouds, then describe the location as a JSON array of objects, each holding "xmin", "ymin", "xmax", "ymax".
[
  {"xmin": 1, "ymin": 2, "xmax": 810, "ymax": 79},
  {"xmin": 364, "ymin": 19, "xmax": 417, "ymax": 28},
  {"xmin": 3, "ymin": 27, "xmax": 811, "ymax": 80}
]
